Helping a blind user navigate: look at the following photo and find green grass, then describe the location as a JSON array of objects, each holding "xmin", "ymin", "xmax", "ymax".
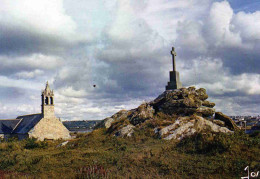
[{"xmin": 0, "ymin": 130, "xmax": 259, "ymax": 178}]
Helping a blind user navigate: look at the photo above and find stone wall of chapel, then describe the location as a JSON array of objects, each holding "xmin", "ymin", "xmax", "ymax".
[{"xmin": 28, "ymin": 117, "xmax": 71, "ymax": 141}]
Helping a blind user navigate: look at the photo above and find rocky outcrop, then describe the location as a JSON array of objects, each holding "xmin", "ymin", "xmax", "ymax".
[
  {"xmin": 97, "ymin": 87, "xmax": 238, "ymax": 141},
  {"xmin": 149, "ymin": 87, "xmax": 215, "ymax": 117}
]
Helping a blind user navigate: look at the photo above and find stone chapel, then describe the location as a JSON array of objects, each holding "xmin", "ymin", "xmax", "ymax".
[{"xmin": 0, "ymin": 82, "xmax": 71, "ymax": 141}]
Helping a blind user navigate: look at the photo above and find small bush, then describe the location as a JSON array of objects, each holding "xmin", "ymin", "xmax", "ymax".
[
  {"xmin": 76, "ymin": 133, "xmax": 85, "ymax": 138},
  {"xmin": 7, "ymin": 137, "xmax": 18, "ymax": 142},
  {"xmin": 7, "ymin": 142, "xmax": 23, "ymax": 151},
  {"xmin": 177, "ymin": 133, "xmax": 232, "ymax": 154},
  {"xmin": 24, "ymin": 138, "xmax": 39, "ymax": 149},
  {"xmin": 24, "ymin": 138, "xmax": 48, "ymax": 149}
]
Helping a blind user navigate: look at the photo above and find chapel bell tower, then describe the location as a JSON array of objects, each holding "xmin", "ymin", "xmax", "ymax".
[{"xmin": 41, "ymin": 81, "xmax": 55, "ymax": 118}]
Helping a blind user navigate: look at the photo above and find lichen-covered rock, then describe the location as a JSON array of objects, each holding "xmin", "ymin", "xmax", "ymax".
[
  {"xmin": 159, "ymin": 121, "xmax": 180, "ymax": 137},
  {"xmin": 111, "ymin": 110, "xmax": 129, "ymax": 121},
  {"xmin": 194, "ymin": 116, "xmax": 232, "ymax": 133},
  {"xmin": 196, "ymin": 107, "xmax": 215, "ymax": 117},
  {"xmin": 202, "ymin": 101, "xmax": 215, "ymax": 108},
  {"xmin": 215, "ymin": 112, "xmax": 239, "ymax": 130},
  {"xmin": 95, "ymin": 110, "xmax": 129, "ymax": 129},
  {"xmin": 159, "ymin": 116, "xmax": 190, "ymax": 137},
  {"xmin": 162, "ymin": 116, "xmax": 232, "ymax": 141},
  {"xmin": 183, "ymin": 96, "xmax": 202, "ymax": 108},
  {"xmin": 94, "ymin": 117, "xmax": 114, "ymax": 129},
  {"xmin": 195, "ymin": 88, "xmax": 208, "ymax": 101},
  {"xmin": 103, "ymin": 118, "xmax": 114, "ymax": 129},
  {"xmin": 115, "ymin": 124, "xmax": 135, "ymax": 137},
  {"xmin": 129, "ymin": 103, "xmax": 154, "ymax": 125},
  {"xmin": 163, "ymin": 122, "xmax": 195, "ymax": 140},
  {"xmin": 213, "ymin": 119, "xmax": 225, "ymax": 127}
]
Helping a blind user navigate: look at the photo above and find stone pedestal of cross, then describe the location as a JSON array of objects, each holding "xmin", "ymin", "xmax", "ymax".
[{"xmin": 165, "ymin": 47, "xmax": 182, "ymax": 90}]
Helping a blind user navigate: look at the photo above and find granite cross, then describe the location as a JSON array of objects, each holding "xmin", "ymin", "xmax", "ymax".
[{"xmin": 171, "ymin": 47, "xmax": 177, "ymax": 71}]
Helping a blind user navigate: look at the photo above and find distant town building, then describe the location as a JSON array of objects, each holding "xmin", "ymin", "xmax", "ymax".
[
  {"xmin": 231, "ymin": 115, "xmax": 260, "ymax": 133},
  {"xmin": 0, "ymin": 82, "xmax": 71, "ymax": 141}
]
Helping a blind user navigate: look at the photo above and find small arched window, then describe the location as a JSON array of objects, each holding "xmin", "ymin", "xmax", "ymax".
[
  {"xmin": 45, "ymin": 97, "xmax": 49, "ymax": 105},
  {"xmin": 50, "ymin": 97, "xmax": 53, "ymax": 105}
]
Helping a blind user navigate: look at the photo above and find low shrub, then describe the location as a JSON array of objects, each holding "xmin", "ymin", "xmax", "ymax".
[
  {"xmin": 177, "ymin": 133, "xmax": 232, "ymax": 154},
  {"xmin": 24, "ymin": 138, "xmax": 48, "ymax": 149}
]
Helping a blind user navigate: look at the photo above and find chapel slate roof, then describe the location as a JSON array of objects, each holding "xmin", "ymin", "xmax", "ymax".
[
  {"xmin": 12, "ymin": 113, "xmax": 43, "ymax": 134},
  {"xmin": 0, "ymin": 119, "xmax": 20, "ymax": 134}
]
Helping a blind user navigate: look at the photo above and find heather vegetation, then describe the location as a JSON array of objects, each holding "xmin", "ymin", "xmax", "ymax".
[{"xmin": 0, "ymin": 129, "xmax": 259, "ymax": 178}]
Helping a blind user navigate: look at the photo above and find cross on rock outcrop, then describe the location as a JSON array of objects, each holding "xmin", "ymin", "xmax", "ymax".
[
  {"xmin": 166, "ymin": 47, "xmax": 182, "ymax": 90},
  {"xmin": 171, "ymin": 47, "xmax": 177, "ymax": 71}
]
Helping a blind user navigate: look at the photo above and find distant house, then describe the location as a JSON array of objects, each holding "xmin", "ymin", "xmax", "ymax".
[{"xmin": 0, "ymin": 82, "xmax": 71, "ymax": 141}]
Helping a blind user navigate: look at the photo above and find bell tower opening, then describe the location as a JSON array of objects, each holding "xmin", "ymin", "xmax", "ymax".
[
  {"xmin": 50, "ymin": 97, "xmax": 54, "ymax": 105},
  {"xmin": 41, "ymin": 81, "xmax": 55, "ymax": 118},
  {"xmin": 45, "ymin": 97, "xmax": 49, "ymax": 105}
]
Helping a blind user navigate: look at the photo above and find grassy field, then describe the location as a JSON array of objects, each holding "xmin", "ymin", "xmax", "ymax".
[{"xmin": 0, "ymin": 129, "xmax": 259, "ymax": 178}]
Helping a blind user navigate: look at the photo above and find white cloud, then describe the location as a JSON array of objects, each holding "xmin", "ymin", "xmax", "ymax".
[
  {"xmin": 0, "ymin": 0, "xmax": 77, "ymax": 41},
  {"xmin": 181, "ymin": 57, "xmax": 260, "ymax": 96},
  {"xmin": 0, "ymin": 76, "xmax": 42, "ymax": 90},
  {"xmin": 58, "ymin": 86, "xmax": 87, "ymax": 98},
  {"xmin": 0, "ymin": 102, "xmax": 38, "ymax": 119},
  {"xmin": 205, "ymin": 1, "xmax": 242, "ymax": 47},
  {"xmin": 55, "ymin": 93, "xmax": 85, "ymax": 105},
  {"xmin": 176, "ymin": 21, "xmax": 207, "ymax": 55},
  {"xmin": 15, "ymin": 69, "xmax": 44, "ymax": 79},
  {"xmin": 0, "ymin": 103, "xmax": 8, "ymax": 115},
  {"xmin": 232, "ymin": 11, "xmax": 260, "ymax": 43},
  {"xmin": 17, "ymin": 104, "xmax": 36, "ymax": 113},
  {"xmin": 0, "ymin": 53, "xmax": 62, "ymax": 72},
  {"xmin": 234, "ymin": 74, "xmax": 260, "ymax": 95},
  {"xmin": 81, "ymin": 107, "xmax": 102, "ymax": 113}
]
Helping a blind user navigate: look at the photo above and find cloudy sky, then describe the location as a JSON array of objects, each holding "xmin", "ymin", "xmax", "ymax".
[{"xmin": 0, "ymin": 0, "xmax": 260, "ymax": 120}]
